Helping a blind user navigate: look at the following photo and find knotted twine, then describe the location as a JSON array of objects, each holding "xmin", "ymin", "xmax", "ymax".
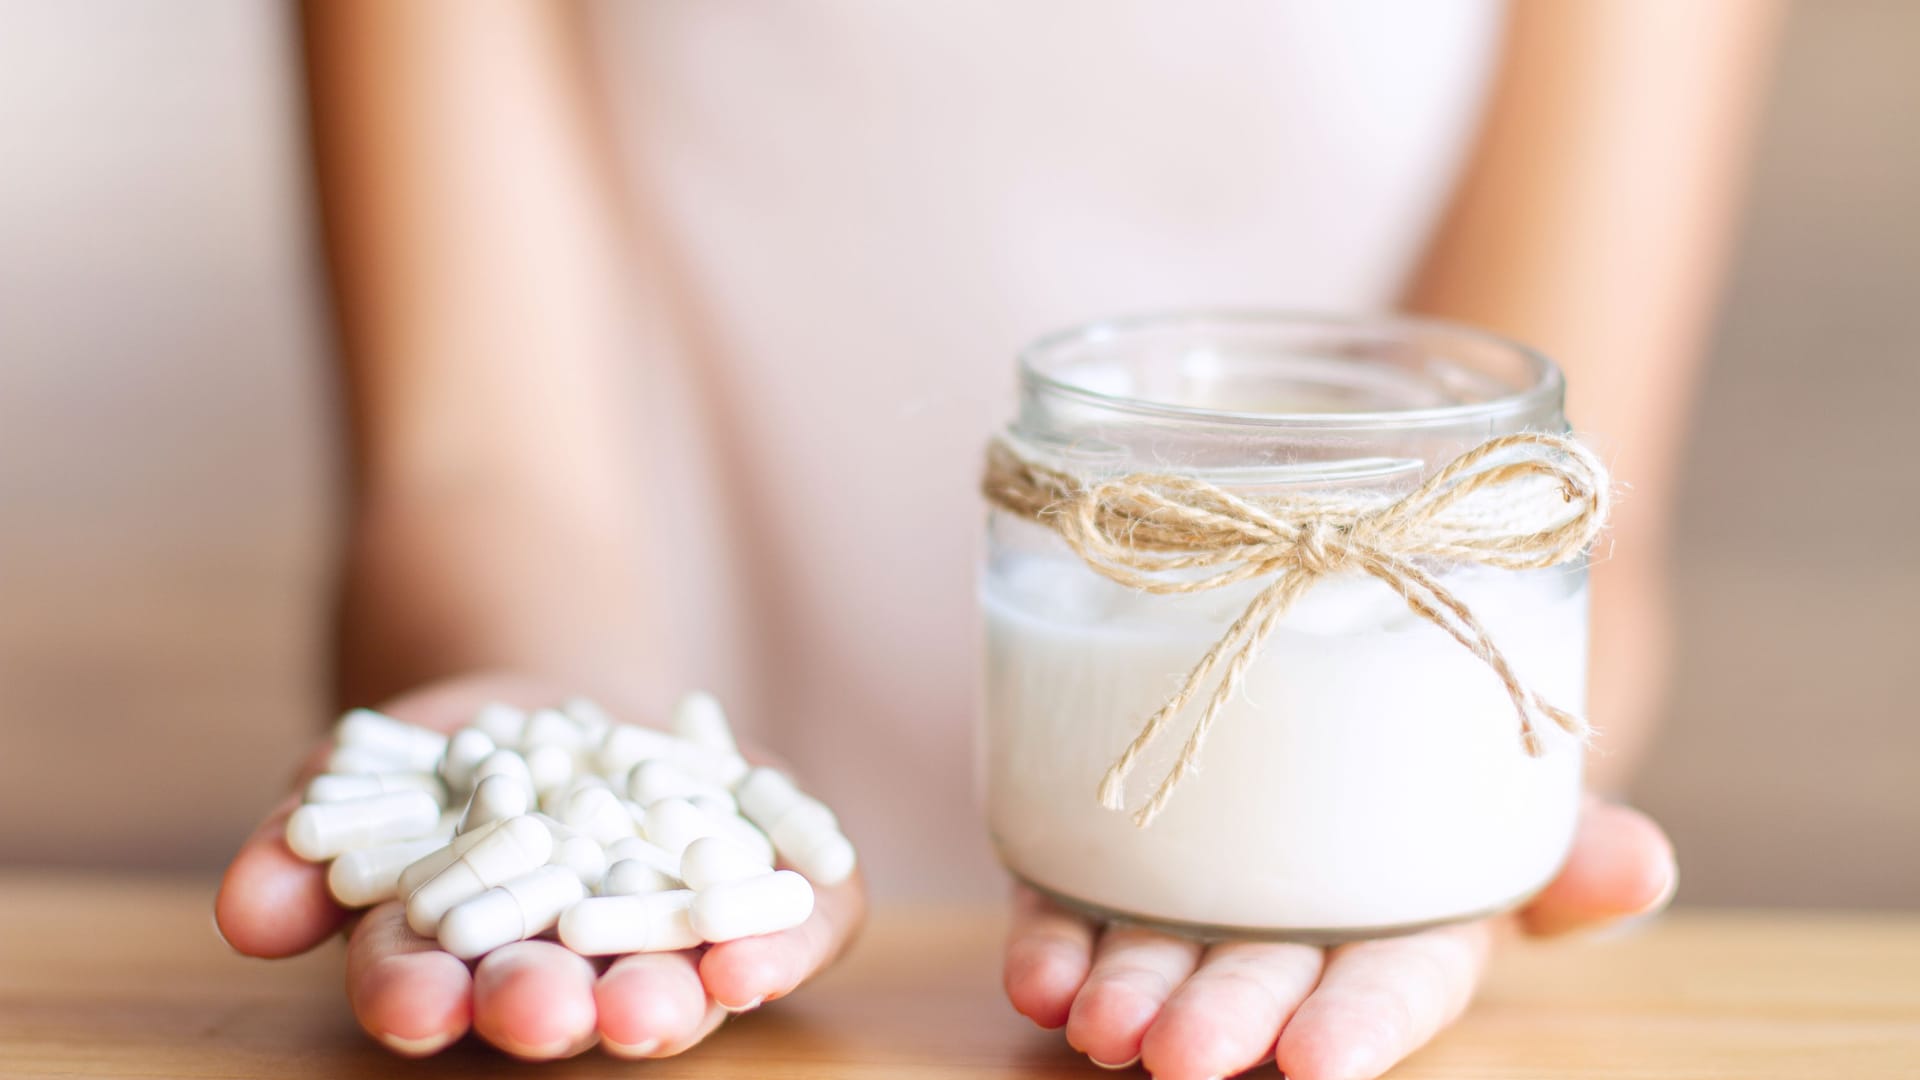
[{"xmin": 981, "ymin": 432, "xmax": 1611, "ymax": 828}]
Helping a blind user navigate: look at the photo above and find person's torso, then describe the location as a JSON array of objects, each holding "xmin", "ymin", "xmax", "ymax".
[{"xmin": 589, "ymin": 0, "xmax": 1504, "ymax": 897}]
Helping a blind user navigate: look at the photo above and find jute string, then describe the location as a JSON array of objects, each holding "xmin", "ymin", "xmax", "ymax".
[{"xmin": 981, "ymin": 432, "xmax": 1611, "ymax": 828}]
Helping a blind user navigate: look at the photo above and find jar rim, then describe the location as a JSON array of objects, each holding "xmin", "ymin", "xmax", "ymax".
[{"xmin": 1017, "ymin": 309, "xmax": 1565, "ymax": 433}]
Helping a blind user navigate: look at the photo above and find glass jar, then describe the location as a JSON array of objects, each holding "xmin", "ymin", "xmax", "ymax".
[{"xmin": 979, "ymin": 311, "xmax": 1591, "ymax": 941}]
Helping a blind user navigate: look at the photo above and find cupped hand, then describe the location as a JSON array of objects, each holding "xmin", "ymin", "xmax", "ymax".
[
  {"xmin": 214, "ymin": 673, "xmax": 868, "ymax": 1060},
  {"xmin": 1003, "ymin": 796, "xmax": 1674, "ymax": 1079}
]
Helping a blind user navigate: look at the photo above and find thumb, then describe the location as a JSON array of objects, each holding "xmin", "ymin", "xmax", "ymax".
[{"xmin": 1519, "ymin": 796, "xmax": 1677, "ymax": 937}]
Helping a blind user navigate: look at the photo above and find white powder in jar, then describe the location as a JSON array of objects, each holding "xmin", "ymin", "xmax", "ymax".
[{"xmin": 981, "ymin": 556, "xmax": 1587, "ymax": 935}]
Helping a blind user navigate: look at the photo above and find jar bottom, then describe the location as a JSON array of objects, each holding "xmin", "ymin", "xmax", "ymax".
[{"xmin": 1012, "ymin": 873, "xmax": 1547, "ymax": 945}]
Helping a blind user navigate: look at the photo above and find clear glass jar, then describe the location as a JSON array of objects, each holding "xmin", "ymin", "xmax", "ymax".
[{"xmin": 980, "ymin": 312, "xmax": 1589, "ymax": 941}]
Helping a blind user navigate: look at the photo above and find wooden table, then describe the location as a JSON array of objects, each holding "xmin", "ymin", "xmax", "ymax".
[{"xmin": 1, "ymin": 872, "xmax": 1915, "ymax": 1078}]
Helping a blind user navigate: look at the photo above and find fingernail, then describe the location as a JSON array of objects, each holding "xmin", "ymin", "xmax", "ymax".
[
  {"xmin": 1643, "ymin": 865, "xmax": 1680, "ymax": 915},
  {"xmin": 1588, "ymin": 876, "xmax": 1678, "ymax": 942},
  {"xmin": 602, "ymin": 1035, "xmax": 662, "ymax": 1058},
  {"xmin": 721, "ymin": 996, "xmax": 764, "ymax": 1014},
  {"xmin": 1090, "ymin": 1053, "xmax": 1140, "ymax": 1070},
  {"xmin": 495, "ymin": 1035, "xmax": 577, "ymax": 1059},
  {"xmin": 377, "ymin": 1030, "xmax": 457, "ymax": 1057},
  {"xmin": 210, "ymin": 909, "xmax": 237, "ymax": 954},
  {"xmin": 1588, "ymin": 866, "xmax": 1680, "ymax": 941}
]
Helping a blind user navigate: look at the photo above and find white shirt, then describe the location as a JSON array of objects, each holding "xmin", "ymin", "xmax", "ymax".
[{"xmin": 589, "ymin": 0, "xmax": 1504, "ymax": 897}]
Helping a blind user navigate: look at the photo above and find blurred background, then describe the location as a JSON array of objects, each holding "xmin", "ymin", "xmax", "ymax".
[{"xmin": 0, "ymin": 1, "xmax": 1914, "ymax": 910}]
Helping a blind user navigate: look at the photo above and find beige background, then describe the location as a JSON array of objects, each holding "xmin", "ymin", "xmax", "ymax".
[{"xmin": 0, "ymin": 1, "xmax": 1914, "ymax": 907}]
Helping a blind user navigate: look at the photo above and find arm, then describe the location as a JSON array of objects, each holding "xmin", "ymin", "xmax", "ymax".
[
  {"xmin": 212, "ymin": 4, "xmax": 865, "ymax": 1062},
  {"xmin": 304, "ymin": 0, "xmax": 656, "ymax": 706},
  {"xmin": 1406, "ymin": 0, "xmax": 1785, "ymax": 787},
  {"xmin": 1007, "ymin": 5, "xmax": 1781, "ymax": 1077}
]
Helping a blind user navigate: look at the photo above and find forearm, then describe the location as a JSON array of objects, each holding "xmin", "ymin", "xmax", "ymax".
[
  {"xmin": 302, "ymin": 0, "xmax": 658, "ymax": 705},
  {"xmin": 334, "ymin": 485, "xmax": 657, "ymax": 709},
  {"xmin": 1406, "ymin": 0, "xmax": 1781, "ymax": 788}
]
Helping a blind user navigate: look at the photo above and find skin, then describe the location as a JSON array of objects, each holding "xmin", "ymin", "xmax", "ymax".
[
  {"xmin": 1407, "ymin": 0, "xmax": 1786, "ymax": 789},
  {"xmin": 218, "ymin": 0, "xmax": 1777, "ymax": 1072},
  {"xmin": 1004, "ymin": 797, "xmax": 1675, "ymax": 1079},
  {"xmin": 998, "ymin": 7, "xmax": 1779, "ymax": 1076},
  {"xmin": 216, "ymin": 672, "xmax": 869, "ymax": 1059}
]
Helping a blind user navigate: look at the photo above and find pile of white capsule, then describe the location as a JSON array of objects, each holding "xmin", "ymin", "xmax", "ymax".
[{"xmin": 285, "ymin": 692, "xmax": 855, "ymax": 961}]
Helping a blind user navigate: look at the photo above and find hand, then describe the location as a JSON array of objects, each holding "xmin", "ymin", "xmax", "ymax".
[
  {"xmin": 214, "ymin": 672, "xmax": 868, "ymax": 1060},
  {"xmin": 1003, "ymin": 796, "xmax": 1674, "ymax": 1079}
]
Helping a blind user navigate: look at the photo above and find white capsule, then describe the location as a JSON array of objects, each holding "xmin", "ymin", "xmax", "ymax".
[
  {"xmin": 395, "ymin": 818, "xmax": 502, "ymax": 899},
  {"xmin": 605, "ymin": 836, "xmax": 683, "ymax": 881},
  {"xmin": 538, "ymin": 774, "xmax": 610, "ymax": 817},
  {"xmin": 598, "ymin": 725, "xmax": 747, "ymax": 788},
  {"xmin": 561, "ymin": 696, "xmax": 614, "ymax": 744},
  {"xmin": 735, "ymin": 767, "xmax": 803, "ymax": 824},
  {"xmin": 735, "ymin": 768, "xmax": 857, "ymax": 885},
  {"xmin": 437, "ymin": 864, "xmax": 587, "ymax": 960},
  {"xmin": 559, "ymin": 890, "xmax": 700, "ymax": 955},
  {"xmin": 594, "ymin": 725, "xmax": 678, "ymax": 775},
  {"xmin": 627, "ymin": 760, "xmax": 736, "ymax": 810},
  {"xmin": 528, "ymin": 811, "xmax": 570, "ymax": 837},
  {"xmin": 524, "ymin": 744, "xmax": 577, "ymax": 794},
  {"xmin": 334, "ymin": 708, "xmax": 448, "ymax": 772},
  {"xmin": 601, "ymin": 858, "xmax": 679, "ymax": 896},
  {"xmin": 690, "ymin": 870, "xmax": 814, "ymax": 943},
  {"xmin": 767, "ymin": 798, "xmax": 838, "ymax": 844},
  {"xmin": 712, "ymin": 812, "xmax": 778, "ymax": 869},
  {"xmin": 690, "ymin": 792, "xmax": 740, "ymax": 819},
  {"xmin": 772, "ymin": 811, "xmax": 858, "ymax": 887},
  {"xmin": 285, "ymin": 790, "xmax": 441, "ymax": 861},
  {"xmin": 523, "ymin": 708, "xmax": 590, "ymax": 754},
  {"xmin": 530, "ymin": 814, "xmax": 610, "ymax": 888},
  {"xmin": 458, "ymin": 773, "xmax": 531, "ymax": 834},
  {"xmin": 678, "ymin": 745, "xmax": 749, "ymax": 788},
  {"xmin": 670, "ymin": 690, "xmax": 738, "ymax": 756},
  {"xmin": 679, "ymin": 834, "xmax": 773, "ymax": 892},
  {"xmin": 305, "ymin": 770, "xmax": 446, "ymax": 806},
  {"xmin": 438, "ymin": 728, "xmax": 497, "ymax": 793},
  {"xmin": 406, "ymin": 815, "xmax": 553, "ymax": 936},
  {"xmin": 642, "ymin": 798, "xmax": 722, "ymax": 857},
  {"xmin": 551, "ymin": 834, "xmax": 609, "ymax": 889},
  {"xmin": 560, "ymin": 785, "xmax": 638, "ymax": 846},
  {"xmin": 326, "ymin": 745, "xmax": 405, "ymax": 775},
  {"xmin": 327, "ymin": 833, "xmax": 452, "ymax": 907},
  {"xmin": 472, "ymin": 748, "xmax": 534, "ymax": 795},
  {"xmin": 471, "ymin": 702, "xmax": 528, "ymax": 748}
]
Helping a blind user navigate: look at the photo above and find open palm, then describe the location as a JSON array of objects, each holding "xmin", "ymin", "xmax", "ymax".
[
  {"xmin": 1003, "ymin": 796, "xmax": 1674, "ymax": 1079},
  {"xmin": 214, "ymin": 673, "xmax": 868, "ymax": 1059}
]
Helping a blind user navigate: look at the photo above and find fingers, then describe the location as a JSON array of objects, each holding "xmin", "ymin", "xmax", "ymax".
[
  {"xmin": 216, "ymin": 674, "xmax": 639, "ymax": 957},
  {"xmin": 1138, "ymin": 940, "xmax": 1324, "ymax": 1080},
  {"xmin": 1064, "ymin": 925, "xmax": 1205, "ymax": 1070},
  {"xmin": 700, "ymin": 869, "xmax": 867, "ymax": 1011},
  {"xmin": 471, "ymin": 940, "xmax": 601, "ymax": 1060},
  {"xmin": 214, "ymin": 678, "xmax": 469, "ymax": 960},
  {"xmin": 596, "ymin": 950, "xmax": 722, "ymax": 1058},
  {"xmin": 604, "ymin": 869, "xmax": 850, "ymax": 1057},
  {"xmin": 1521, "ymin": 797, "xmax": 1677, "ymax": 936},
  {"xmin": 1002, "ymin": 887, "xmax": 1099, "ymax": 1029},
  {"xmin": 344, "ymin": 902, "xmax": 472, "ymax": 1057},
  {"xmin": 213, "ymin": 794, "xmax": 347, "ymax": 958},
  {"xmin": 1275, "ymin": 922, "xmax": 1492, "ymax": 1080}
]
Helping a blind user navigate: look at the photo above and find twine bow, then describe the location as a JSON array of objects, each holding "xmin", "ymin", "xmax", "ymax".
[{"xmin": 982, "ymin": 432, "xmax": 1610, "ymax": 827}]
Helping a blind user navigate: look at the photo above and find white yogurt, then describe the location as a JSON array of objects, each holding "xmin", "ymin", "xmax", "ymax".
[{"xmin": 981, "ymin": 555, "xmax": 1587, "ymax": 935}]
